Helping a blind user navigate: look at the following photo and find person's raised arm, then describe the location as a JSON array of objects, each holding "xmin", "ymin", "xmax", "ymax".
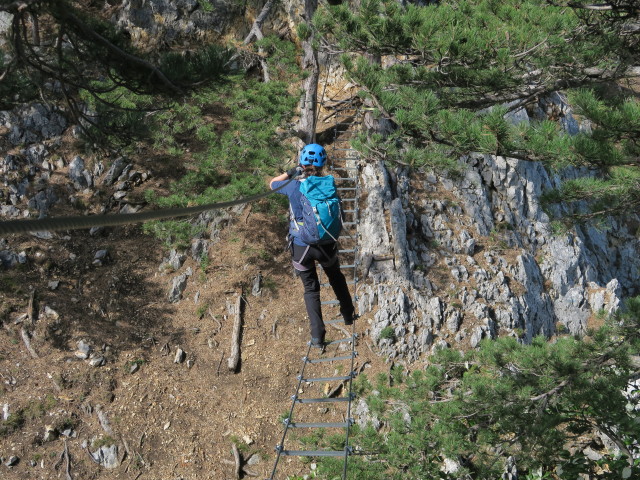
[
  {"xmin": 269, "ymin": 166, "xmax": 303, "ymax": 189},
  {"xmin": 269, "ymin": 172, "xmax": 289, "ymax": 189}
]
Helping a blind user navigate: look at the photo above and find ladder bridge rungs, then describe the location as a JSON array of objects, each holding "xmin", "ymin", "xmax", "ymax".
[
  {"xmin": 278, "ymin": 449, "xmax": 349, "ymax": 457},
  {"xmin": 325, "ymin": 317, "xmax": 348, "ymax": 325},
  {"xmin": 307, "ymin": 353, "xmax": 356, "ymax": 364},
  {"xmin": 342, "ymin": 221, "xmax": 357, "ymax": 226},
  {"xmin": 339, "ymin": 248, "xmax": 357, "ymax": 253},
  {"xmin": 301, "ymin": 374, "xmax": 353, "ymax": 382},
  {"xmin": 340, "ymin": 264, "xmax": 356, "ymax": 269},
  {"xmin": 337, "ymin": 187, "xmax": 358, "ymax": 191},
  {"xmin": 321, "ymin": 280, "xmax": 356, "ymax": 288},
  {"xmin": 294, "ymin": 396, "xmax": 352, "ymax": 404},
  {"xmin": 342, "ymin": 210, "xmax": 357, "ymax": 214},
  {"xmin": 287, "ymin": 421, "xmax": 351, "ymax": 429},
  {"xmin": 326, "ymin": 337, "xmax": 355, "ymax": 346},
  {"xmin": 321, "ymin": 300, "xmax": 340, "ymax": 305}
]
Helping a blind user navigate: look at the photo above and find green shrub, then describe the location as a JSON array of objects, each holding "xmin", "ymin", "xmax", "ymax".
[
  {"xmin": 316, "ymin": 296, "xmax": 640, "ymax": 479},
  {"xmin": 142, "ymin": 220, "xmax": 204, "ymax": 249},
  {"xmin": 378, "ymin": 326, "xmax": 395, "ymax": 341},
  {"xmin": 0, "ymin": 409, "xmax": 25, "ymax": 436}
]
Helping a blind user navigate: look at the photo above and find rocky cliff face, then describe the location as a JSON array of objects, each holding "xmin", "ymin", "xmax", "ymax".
[
  {"xmin": 113, "ymin": 0, "xmax": 244, "ymax": 46},
  {"xmin": 112, "ymin": 0, "xmax": 299, "ymax": 47},
  {"xmin": 357, "ymin": 96, "xmax": 639, "ymax": 363}
]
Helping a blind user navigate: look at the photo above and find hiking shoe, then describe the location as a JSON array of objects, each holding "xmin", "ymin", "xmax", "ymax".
[
  {"xmin": 344, "ymin": 313, "xmax": 358, "ymax": 326},
  {"xmin": 310, "ymin": 337, "xmax": 325, "ymax": 348}
]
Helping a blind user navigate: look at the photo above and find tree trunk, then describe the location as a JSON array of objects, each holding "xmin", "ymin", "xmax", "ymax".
[
  {"xmin": 363, "ymin": 53, "xmax": 396, "ymax": 138},
  {"xmin": 297, "ymin": 0, "xmax": 319, "ymax": 144},
  {"xmin": 243, "ymin": 0, "xmax": 275, "ymax": 45},
  {"xmin": 241, "ymin": 0, "xmax": 276, "ymax": 83},
  {"xmin": 30, "ymin": 12, "xmax": 40, "ymax": 46}
]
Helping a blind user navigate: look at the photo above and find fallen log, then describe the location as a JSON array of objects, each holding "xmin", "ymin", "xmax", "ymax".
[
  {"xmin": 21, "ymin": 327, "xmax": 39, "ymax": 358},
  {"xmin": 21, "ymin": 290, "xmax": 39, "ymax": 358},
  {"xmin": 231, "ymin": 443, "xmax": 241, "ymax": 479},
  {"xmin": 227, "ymin": 294, "xmax": 244, "ymax": 372}
]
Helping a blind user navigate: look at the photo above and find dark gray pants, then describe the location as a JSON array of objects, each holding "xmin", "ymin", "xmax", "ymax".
[{"xmin": 292, "ymin": 243, "xmax": 355, "ymax": 342}]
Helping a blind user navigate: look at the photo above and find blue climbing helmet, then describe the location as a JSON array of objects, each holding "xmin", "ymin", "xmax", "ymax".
[{"xmin": 299, "ymin": 143, "xmax": 327, "ymax": 167}]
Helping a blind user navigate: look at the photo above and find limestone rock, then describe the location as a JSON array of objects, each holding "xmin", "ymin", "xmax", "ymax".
[
  {"xmin": 1, "ymin": 103, "xmax": 67, "ymax": 145},
  {"xmin": 102, "ymin": 157, "xmax": 128, "ymax": 185},
  {"xmin": 160, "ymin": 249, "xmax": 186, "ymax": 273},
  {"xmin": 168, "ymin": 272, "xmax": 189, "ymax": 303},
  {"xmin": 68, "ymin": 156, "xmax": 92, "ymax": 190},
  {"xmin": 75, "ymin": 340, "xmax": 91, "ymax": 359},
  {"xmin": 91, "ymin": 444, "xmax": 119, "ymax": 469},
  {"xmin": 174, "ymin": 348, "xmax": 186, "ymax": 364}
]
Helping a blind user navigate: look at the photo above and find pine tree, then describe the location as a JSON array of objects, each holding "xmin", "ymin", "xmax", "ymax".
[
  {"xmin": 315, "ymin": 297, "xmax": 640, "ymax": 479},
  {"xmin": 0, "ymin": 0, "xmax": 232, "ymax": 140},
  {"xmin": 314, "ymin": 0, "xmax": 640, "ymax": 220}
]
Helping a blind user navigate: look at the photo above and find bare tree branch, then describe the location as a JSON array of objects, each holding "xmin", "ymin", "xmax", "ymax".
[
  {"xmin": 243, "ymin": 0, "xmax": 276, "ymax": 45},
  {"xmin": 62, "ymin": 12, "xmax": 182, "ymax": 94}
]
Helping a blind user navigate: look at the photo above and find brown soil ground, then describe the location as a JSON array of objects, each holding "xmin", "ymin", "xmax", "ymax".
[{"xmin": 0, "ymin": 92, "xmax": 388, "ymax": 480}]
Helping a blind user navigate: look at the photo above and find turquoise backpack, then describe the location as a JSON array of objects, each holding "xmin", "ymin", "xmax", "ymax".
[{"xmin": 291, "ymin": 176, "xmax": 342, "ymax": 245}]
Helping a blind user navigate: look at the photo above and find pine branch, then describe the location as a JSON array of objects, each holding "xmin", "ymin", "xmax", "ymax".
[
  {"xmin": 243, "ymin": 0, "xmax": 275, "ymax": 45},
  {"xmin": 530, "ymin": 379, "xmax": 572, "ymax": 403},
  {"xmin": 567, "ymin": 2, "xmax": 614, "ymax": 10},
  {"xmin": 60, "ymin": 12, "xmax": 182, "ymax": 94},
  {"xmin": 591, "ymin": 421, "xmax": 635, "ymax": 464}
]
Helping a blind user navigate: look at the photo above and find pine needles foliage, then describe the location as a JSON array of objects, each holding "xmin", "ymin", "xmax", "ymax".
[
  {"xmin": 314, "ymin": 297, "xmax": 640, "ymax": 479},
  {"xmin": 77, "ymin": 80, "xmax": 156, "ymax": 145},
  {"xmin": 538, "ymin": 89, "xmax": 640, "ymax": 222},
  {"xmin": 315, "ymin": 0, "xmax": 640, "ymax": 220},
  {"xmin": 159, "ymin": 45, "xmax": 234, "ymax": 85},
  {"xmin": 140, "ymin": 36, "xmax": 301, "ymax": 244},
  {"xmin": 0, "ymin": 51, "xmax": 38, "ymax": 108},
  {"xmin": 151, "ymin": 75, "xmax": 298, "ymax": 208}
]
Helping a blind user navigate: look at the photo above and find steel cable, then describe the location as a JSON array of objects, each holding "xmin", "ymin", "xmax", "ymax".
[{"xmin": 0, "ymin": 178, "xmax": 293, "ymax": 235}]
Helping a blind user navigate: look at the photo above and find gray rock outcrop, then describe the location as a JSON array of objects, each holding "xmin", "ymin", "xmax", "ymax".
[
  {"xmin": 91, "ymin": 444, "xmax": 119, "ymax": 469},
  {"xmin": 102, "ymin": 157, "xmax": 129, "ymax": 186},
  {"xmin": 68, "ymin": 156, "xmax": 93, "ymax": 190},
  {"xmin": 113, "ymin": 0, "xmax": 245, "ymax": 47},
  {"xmin": 358, "ymin": 147, "xmax": 639, "ymax": 361},
  {"xmin": 0, "ymin": 103, "xmax": 66, "ymax": 146},
  {"xmin": 168, "ymin": 268, "xmax": 192, "ymax": 303}
]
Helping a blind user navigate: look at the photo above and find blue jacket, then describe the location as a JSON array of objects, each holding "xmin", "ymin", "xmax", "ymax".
[{"xmin": 271, "ymin": 178, "xmax": 307, "ymax": 246}]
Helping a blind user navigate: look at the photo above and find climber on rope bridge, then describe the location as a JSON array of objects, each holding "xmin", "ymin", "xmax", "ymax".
[{"xmin": 269, "ymin": 143, "xmax": 355, "ymax": 349}]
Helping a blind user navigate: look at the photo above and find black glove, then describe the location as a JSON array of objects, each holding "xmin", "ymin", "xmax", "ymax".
[{"xmin": 286, "ymin": 166, "xmax": 303, "ymax": 178}]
